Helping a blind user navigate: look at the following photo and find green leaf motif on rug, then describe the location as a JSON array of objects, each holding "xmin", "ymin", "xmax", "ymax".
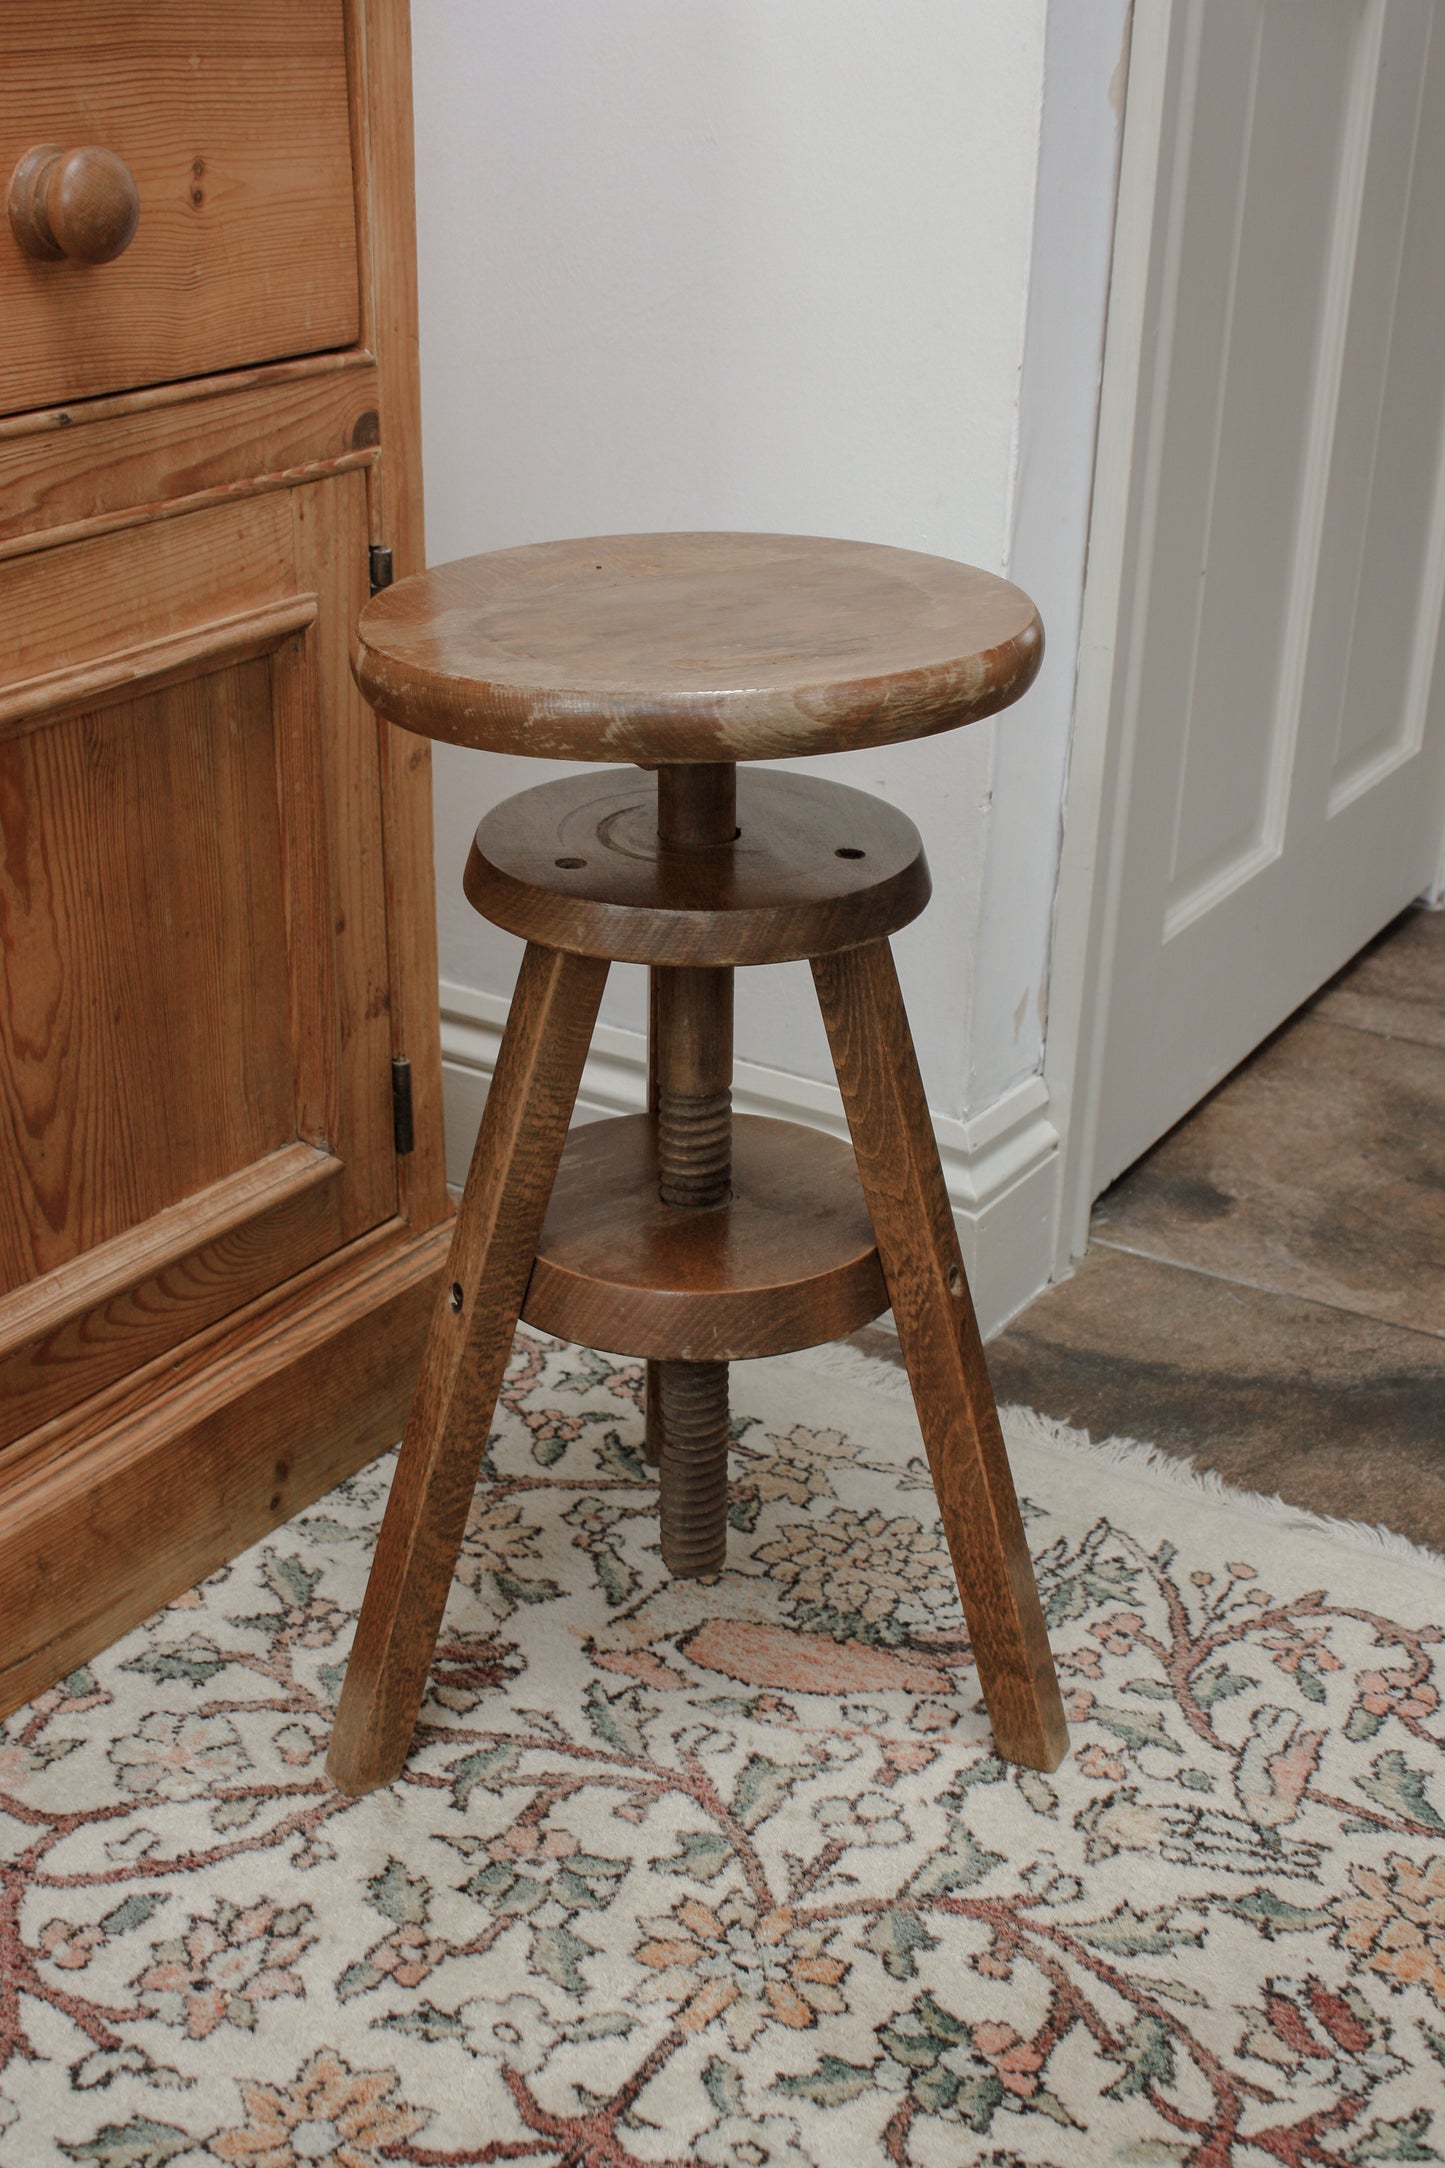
[
  {"xmin": 489, "ymin": 1567, "xmax": 564, "ymax": 1616},
  {"xmin": 910, "ymin": 1820, "xmax": 1004, "ymax": 1896},
  {"xmin": 368, "ymin": 1858, "xmax": 430, "ymax": 1926},
  {"xmin": 119, "ymin": 1638, "xmax": 227, "ymax": 1688},
  {"xmin": 59, "ymin": 2122, "xmax": 190, "ymax": 2168},
  {"xmin": 1193, "ymin": 1663, "xmax": 1258, "ymax": 1709},
  {"xmin": 1071, "ymin": 1904, "xmax": 1204, "ymax": 1957},
  {"xmin": 1104, "ymin": 2013, "xmax": 1175, "ymax": 2100},
  {"xmin": 1216, "ymin": 1888, "xmax": 1332, "ymax": 1938},
  {"xmin": 583, "ymin": 1679, "xmax": 653, "ymax": 1759},
  {"xmin": 732, "ymin": 1754, "xmax": 804, "ymax": 1832},
  {"xmin": 1344, "ymin": 2109, "xmax": 1441, "ymax": 2162},
  {"xmin": 658, "ymin": 1829, "xmax": 733, "ymax": 1882},
  {"xmin": 532, "ymin": 1918, "xmax": 595, "ymax": 1997},
  {"xmin": 99, "ymin": 1893, "xmax": 165, "ymax": 1937},
  {"xmin": 1357, "ymin": 1752, "xmax": 1445, "ymax": 1835},
  {"xmin": 594, "ymin": 1428, "xmax": 646, "ymax": 1480},
  {"xmin": 375, "ymin": 2002, "xmax": 466, "ymax": 2043},
  {"xmin": 444, "ymin": 1739, "xmax": 521, "ymax": 1810},
  {"xmin": 702, "ymin": 2056, "xmax": 744, "ymax": 2113},
  {"xmin": 775, "ymin": 2053, "xmax": 877, "ymax": 2107},
  {"xmin": 861, "ymin": 1906, "xmax": 939, "ymax": 1980},
  {"xmin": 1091, "ymin": 1702, "xmax": 1184, "ymax": 1756}
]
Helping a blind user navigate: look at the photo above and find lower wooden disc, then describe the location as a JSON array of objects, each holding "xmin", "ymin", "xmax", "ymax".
[{"xmin": 521, "ymin": 1114, "xmax": 887, "ymax": 1360}]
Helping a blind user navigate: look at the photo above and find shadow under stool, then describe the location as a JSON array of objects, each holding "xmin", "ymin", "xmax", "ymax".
[{"xmin": 327, "ymin": 530, "xmax": 1069, "ymax": 1795}]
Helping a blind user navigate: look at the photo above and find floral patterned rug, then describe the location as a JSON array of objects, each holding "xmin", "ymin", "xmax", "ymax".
[{"xmin": 3, "ymin": 1332, "xmax": 1445, "ymax": 2168}]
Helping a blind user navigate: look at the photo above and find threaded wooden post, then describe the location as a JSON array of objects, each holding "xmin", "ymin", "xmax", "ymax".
[
  {"xmin": 653, "ymin": 764, "xmax": 736, "ymax": 1575},
  {"xmin": 657, "ymin": 1360, "xmax": 730, "ymax": 1577}
]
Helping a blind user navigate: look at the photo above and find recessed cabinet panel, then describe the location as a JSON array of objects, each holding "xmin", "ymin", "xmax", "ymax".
[
  {"xmin": 0, "ymin": 479, "xmax": 396, "ymax": 1445},
  {"xmin": 0, "ymin": 658, "xmax": 297, "ymax": 1290},
  {"xmin": 0, "ymin": 0, "xmax": 359, "ymax": 415}
]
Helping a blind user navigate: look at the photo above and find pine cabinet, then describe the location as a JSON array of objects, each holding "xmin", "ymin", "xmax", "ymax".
[{"xmin": 0, "ymin": 0, "xmax": 450, "ymax": 1713}]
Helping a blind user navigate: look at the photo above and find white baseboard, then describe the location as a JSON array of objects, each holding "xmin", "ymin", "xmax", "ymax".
[{"xmin": 438, "ymin": 977, "xmax": 1061, "ymax": 1340}]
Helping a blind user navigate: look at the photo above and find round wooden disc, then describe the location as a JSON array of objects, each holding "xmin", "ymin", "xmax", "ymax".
[
  {"xmin": 465, "ymin": 767, "xmax": 930, "ymax": 965},
  {"xmin": 521, "ymin": 1114, "xmax": 888, "ymax": 1361},
  {"xmin": 353, "ymin": 531, "xmax": 1042, "ymax": 764}
]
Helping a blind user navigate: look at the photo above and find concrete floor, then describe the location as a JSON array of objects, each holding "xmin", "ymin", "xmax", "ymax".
[{"xmin": 860, "ymin": 905, "xmax": 1445, "ymax": 1551}]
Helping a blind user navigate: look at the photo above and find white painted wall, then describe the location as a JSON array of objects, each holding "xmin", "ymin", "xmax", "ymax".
[{"xmin": 409, "ymin": 0, "xmax": 1128, "ymax": 1326}]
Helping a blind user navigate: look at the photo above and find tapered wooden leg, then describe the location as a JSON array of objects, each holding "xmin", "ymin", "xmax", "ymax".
[
  {"xmin": 644, "ymin": 969, "xmax": 663, "ymax": 1467},
  {"xmin": 811, "ymin": 940, "xmax": 1068, "ymax": 1773},
  {"xmin": 327, "ymin": 943, "xmax": 609, "ymax": 1795}
]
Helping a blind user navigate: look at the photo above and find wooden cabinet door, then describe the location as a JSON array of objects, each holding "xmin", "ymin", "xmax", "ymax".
[{"xmin": 0, "ymin": 471, "xmax": 396, "ymax": 1445}]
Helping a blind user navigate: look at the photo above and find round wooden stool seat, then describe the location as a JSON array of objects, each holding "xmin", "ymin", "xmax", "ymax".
[
  {"xmin": 522, "ymin": 1114, "xmax": 887, "ymax": 1361},
  {"xmin": 352, "ymin": 530, "xmax": 1042, "ymax": 763},
  {"xmin": 464, "ymin": 767, "xmax": 930, "ymax": 966}
]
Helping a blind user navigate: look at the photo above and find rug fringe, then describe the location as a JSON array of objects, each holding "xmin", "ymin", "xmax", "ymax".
[{"xmin": 795, "ymin": 1337, "xmax": 1445, "ymax": 1583}]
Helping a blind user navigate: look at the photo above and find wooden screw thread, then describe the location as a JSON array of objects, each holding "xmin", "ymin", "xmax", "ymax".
[
  {"xmin": 656, "ymin": 963, "xmax": 733, "ymax": 1206},
  {"xmin": 655, "ymin": 766, "xmax": 735, "ymax": 1210},
  {"xmin": 653, "ymin": 764, "xmax": 738, "ymax": 1564},
  {"xmin": 658, "ymin": 1359, "xmax": 730, "ymax": 1577}
]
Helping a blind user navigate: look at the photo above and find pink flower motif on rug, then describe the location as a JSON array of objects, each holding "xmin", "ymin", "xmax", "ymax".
[{"xmin": 1, "ymin": 1332, "xmax": 1443, "ymax": 2165}]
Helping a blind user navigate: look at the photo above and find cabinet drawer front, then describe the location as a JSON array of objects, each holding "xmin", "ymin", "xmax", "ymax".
[{"xmin": 0, "ymin": 0, "xmax": 359, "ymax": 417}]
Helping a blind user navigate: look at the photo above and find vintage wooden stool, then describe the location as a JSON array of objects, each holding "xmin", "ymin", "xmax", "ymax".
[{"xmin": 327, "ymin": 532, "xmax": 1069, "ymax": 1795}]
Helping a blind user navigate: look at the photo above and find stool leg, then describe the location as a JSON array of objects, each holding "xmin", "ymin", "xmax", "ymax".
[
  {"xmin": 644, "ymin": 969, "xmax": 663, "ymax": 1467},
  {"xmin": 811, "ymin": 939, "xmax": 1068, "ymax": 1774},
  {"xmin": 327, "ymin": 942, "xmax": 609, "ymax": 1796}
]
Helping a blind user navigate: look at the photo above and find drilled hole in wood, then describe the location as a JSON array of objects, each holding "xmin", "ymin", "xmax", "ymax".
[
  {"xmin": 449, "ymin": 1281, "xmax": 464, "ymax": 1312},
  {"xmin": 835, "ymin": 846, "xmax": 866, "ymax": 859},
  {"xmin": 555, "ymin": 856, "xmax": 587, "ymax": 869}
]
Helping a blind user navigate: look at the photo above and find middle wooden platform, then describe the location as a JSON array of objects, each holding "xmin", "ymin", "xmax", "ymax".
[{"xmin": 521, "ymin": 1113, "xmax": 888, "ymax": 1361}]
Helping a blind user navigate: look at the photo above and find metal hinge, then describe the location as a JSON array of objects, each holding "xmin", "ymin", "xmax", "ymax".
[
  {"xmin": 391, "ymin": 1054, "xmax": 415, "ymax": 1155},
  {"xmin": 369, "ymin": 543, "xmax": 395, "ymax": 596}
]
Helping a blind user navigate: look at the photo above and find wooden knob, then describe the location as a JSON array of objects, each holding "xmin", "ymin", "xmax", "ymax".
[{"xmin": 8, "ymin": 144, "xmax": 140, "ymax": 265}]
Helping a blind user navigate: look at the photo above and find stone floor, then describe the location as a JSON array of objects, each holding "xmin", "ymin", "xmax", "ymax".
[{"xmin": 860, "ymin": 905, "xmax": 1445, "ymax": 1552}]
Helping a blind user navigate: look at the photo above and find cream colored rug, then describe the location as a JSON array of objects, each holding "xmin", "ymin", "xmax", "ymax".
[{"xmin": 2, "ymin": 1332, "xmax": 1444, "ymax": 2166}]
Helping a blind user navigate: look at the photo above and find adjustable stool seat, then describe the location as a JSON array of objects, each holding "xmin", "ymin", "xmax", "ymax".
[{"xmin": 327, "ymin": 531, "xmax": 1068, "ymax": 1796}]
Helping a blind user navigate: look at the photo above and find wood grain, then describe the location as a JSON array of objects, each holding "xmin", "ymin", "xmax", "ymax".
[
  {"xmin": 329, "ymin": 944, "xmax": 608, "ymax": 1795},
  {"xmin": 0, "ymin": 362, "xmax": 380, "ymax": 551},
  {"xmin": 0, "ymin": 476, "xmax": 392, "ymax": 1426},
  {"xmin": 812, "ymin": 939, "xmax": 1069, "ymax": 1774},
  {"xmin": 1, "ymin": 490, "xmax": 295, "ymax": 685},
  {"xmin": 464, "ymin": 766, "xmax": 931, "ymax": 966},
  {"xmin": 353, "ymin": 532, "xmax": 1043, "ymax": 764},
  {"xmin": 0, "ymin": 0, "xmax": 360, "ymax": 414},
  {"xmin": 352, "ymin": 0, "xmax": 449, "ymax": 1231},
  {"xmin": 0, "ymin": 659, "xmax": 299, "ymax": 1291},
  {"xmin": 0, "ymin": 1142, "xmax": 340, "ymax": 1447},
  {"xmin": 650, "ymin": 764, "xmax": 737, "ymax": 1574},
  {"xmin": 0, "ymin": 0, "xmax": 450, "ymax": 1721},
  {"xmin": 0, "ymin": 1216, "xmax": 449, "ymax": 1719},
  {"xmin": 521, "ymin": 1113, "xmax": 886, "ymax": 1360},
  {"xmin": 290, "ymin": 468, "xmax": 398, "ymax": 1244},
  {"xmin": 0, "ymin": 594, "xmax": 317, "ymax": 741}
]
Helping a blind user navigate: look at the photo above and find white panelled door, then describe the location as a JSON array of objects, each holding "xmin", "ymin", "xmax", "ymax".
[{"xmin": 1089, "ymin": 0, "xmax": 1445, "ymax": 1194}]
